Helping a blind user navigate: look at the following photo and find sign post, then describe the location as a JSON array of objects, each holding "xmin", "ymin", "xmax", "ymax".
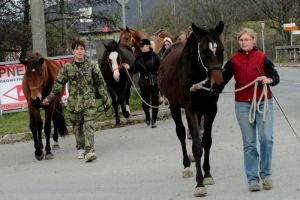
[
  {"xmin": 283, "ymin": 23, "xmax": 298, "ymax": 46},
  {"xmin": 261, "ymin": 21, "xmax": 265, "ymax": 52},
  {"xmin": 117, "ymin": 0, "xmax": 129, "ymax": 28}
]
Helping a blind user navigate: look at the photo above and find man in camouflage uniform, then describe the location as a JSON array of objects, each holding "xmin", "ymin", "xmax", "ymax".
[{"xmin": 43, "ymin": 41, "xmax": 111, "ymax": 162}]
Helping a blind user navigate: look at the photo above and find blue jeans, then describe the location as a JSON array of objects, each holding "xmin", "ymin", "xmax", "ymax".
[{"xmin": 235, "ymin": 99, "xmax": 274, "ymax": 185}]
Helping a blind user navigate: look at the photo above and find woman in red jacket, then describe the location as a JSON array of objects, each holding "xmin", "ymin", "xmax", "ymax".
[{"xmin": 222, "ymin": 28, "xmax": 280, "ymax": 192}]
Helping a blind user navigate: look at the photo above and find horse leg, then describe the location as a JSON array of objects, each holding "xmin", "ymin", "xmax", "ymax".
[
  {"xmin": 51, "ymin": 102, "xmax": 67, "ymax": 150},
  {"xmin": 169, "ymin": 105, "xmax": 192, "ymax": 178},
  {"xmin": 44, "ymin": 108, "xmax": 54, "ymax": 160},
  {"xmin": 52, "ymin": 123, "xmax": 60, "ymax": 150},
  {"xmin": 112, "ymin": 97, "xmax": 121, "ymax": 126},
  {"xmin": 29, "ymin": 112, "xmax": 44, "ymax": 160},
  {"xmin": 124, "ymin": 83, "xmax": 131, "ymax": 116},
  {"xmin": 119, "ymin": 96, "xmax": 130, "ymax": 119},
  {"xmin": 188, "ymin": 111, "xmax": 207, "ymax": 197},
  {"xmin": 202, "ymin": 111, "xmax": 217, "ymax": 185}
]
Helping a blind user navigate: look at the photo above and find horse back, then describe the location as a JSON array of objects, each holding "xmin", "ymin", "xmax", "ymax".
[{"xmin": 158, "ymin": 44, "xmax": 189, "ymax": 107}]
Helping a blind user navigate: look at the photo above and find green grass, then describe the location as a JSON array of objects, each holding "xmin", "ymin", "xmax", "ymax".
[{"xmin": 0, "ymin": 93, "xmax": 142, "ymax": 136}]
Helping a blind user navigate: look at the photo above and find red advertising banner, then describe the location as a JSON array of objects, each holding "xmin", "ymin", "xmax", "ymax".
[{"xmin": 0, "ymin": 55, "xmax": 73, "ymax": 113}]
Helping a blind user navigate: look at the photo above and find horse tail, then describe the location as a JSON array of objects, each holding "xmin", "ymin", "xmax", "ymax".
[{"xmin": 52, "ymin": 103, "xmax": 68, "ymax": 137}]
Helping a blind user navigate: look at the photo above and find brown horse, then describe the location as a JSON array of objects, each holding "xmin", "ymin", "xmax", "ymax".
[
  {"xmin": 154, "ymin": 27, "xmax": 176, "ymax": 43},
  {"xmin": 157, "ymin": 21, "xmax": 224, "ymax": 197},
  {"xmin": 20, "ymin": 52, "xmax": 68, "ymax": 160},
  {"xmin": 119, "ymin": 26, "xmax": 163, "ymax": 54}
]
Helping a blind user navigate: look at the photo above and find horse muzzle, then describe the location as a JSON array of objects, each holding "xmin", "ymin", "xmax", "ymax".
[{"xmin": 30, "ymin": 97, "xmax": 43, "ymax": 107}]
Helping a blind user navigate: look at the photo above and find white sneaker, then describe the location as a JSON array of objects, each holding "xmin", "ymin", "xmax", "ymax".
[
  {"xmin": 77, "ymin": 149, "xmax": 85, "ymax": 159},
  {"xmin": 84, "ymin": 152, "xmax": 97, "ymax": 162}
]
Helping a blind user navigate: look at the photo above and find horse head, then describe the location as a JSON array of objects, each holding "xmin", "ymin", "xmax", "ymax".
[
  {"xmin": 104, "ymin": 40, "xmax": 123, "ymax": 82},
  {"xmin": 20, "ymin": 52, "xmax": 47, "ymax": 106},
  {"xmin": 119, "ymin": 26, "xmax": 150, "ymax": 55},
  {"xmin": 119, "ymin": 26, "xmax": 137, "ymax": 47},
  {"xmin": 155, "ymin": 27, "xmax": 175, "ymax": 43},
  {"xmin": 189, "ymin": 21, "xmax": 224, "ymax": 93}
]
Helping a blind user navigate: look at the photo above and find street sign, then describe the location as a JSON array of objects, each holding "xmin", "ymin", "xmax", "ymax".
[
  {"xmin": 283, "ymin": 23, "xmax": 297, "ymax": 31},
  {"xmin": 292, "ymin": 30, "xmax": 300, "ymax": 35},
  {"xmin": 3, "ymin": 85, "xmax": 25, "ymax": 101}
]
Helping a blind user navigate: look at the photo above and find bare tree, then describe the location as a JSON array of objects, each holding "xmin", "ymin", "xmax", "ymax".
[
  {"xmin": 251, "ymin": 0, "xmax": 300, "ymax": 45},
  {"xmin": 0, "ymin": 0, "xmax": 121, "ymax": 61}
]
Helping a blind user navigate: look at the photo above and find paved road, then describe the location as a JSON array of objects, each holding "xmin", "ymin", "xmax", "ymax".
[{"xmin": 0, "ymin": 67, "xmax": 299, "ymax": 200}]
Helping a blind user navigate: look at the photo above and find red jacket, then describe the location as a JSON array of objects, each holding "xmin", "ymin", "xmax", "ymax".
[{"xmin": 223, "ymin": 48, "xmax": 279, "ymax": 102}]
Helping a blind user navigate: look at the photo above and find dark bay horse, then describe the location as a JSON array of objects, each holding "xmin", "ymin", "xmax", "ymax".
[
  {"xmin": 20, "ymin": 52, "xmax": 68, "ymax": 160},
  {"xmin": 100, "ymin": 40, "xmax": 136, "ymax": 126},
  {"xmin": 119, "ymin": 26, "xmax": 163, "ymax": 54},
  {"xmin": 157, "ymin": 21, "xmax": 224, "ymax": 197}
]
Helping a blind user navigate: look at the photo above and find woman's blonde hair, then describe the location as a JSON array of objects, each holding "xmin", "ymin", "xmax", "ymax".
[{"xmin": 237, "ymin": 28, "xmax": 257, "ymax": 40}]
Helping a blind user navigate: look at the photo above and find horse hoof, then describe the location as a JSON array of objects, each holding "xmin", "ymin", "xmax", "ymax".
[
  {"xmin": 193, "ymin": 187, "xmax": 207, "ymax": 197},
  {"xmin": 52, "ymin": 142, "xmax": 60, "ymax": 150},
  {"xmin": 114, "ymin": 123, "xmax": 121, "ymax": 128},
  {"xmin": 45, "ymin": 153, "xmax": 54, "ymax": 160},
  {"xmin": 182, "ymin": 167, "xmax": 193, "ymax": 178},
  {"xmin": 125, "ymin": 105, "xmax": 131, "ymax": 114},
  {"xmin": 204, "ymin": 177, "xmax": 215, "ymax": 185},
  {"xmin": 188, "ymin": 152, "xmax": 195, "ymax": 162},
  {"xmin": 35, "ymin": 152, "xmax": 44, "ymax": 160},
  {"xmin": 123, "ymin": 111, "xmax": 130, "ymax": 118}
]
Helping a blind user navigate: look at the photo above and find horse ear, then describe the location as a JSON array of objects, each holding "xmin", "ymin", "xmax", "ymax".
[
  {"xmin": 191, "ymin": 23, "xmax": 205, "ymax": 37},
  {"xmin": 103, "ymin": 41, "xmax": 108, "ymax": 48},
  {"xmin": 19, "ymin": 58, "xmax": 28, "ymax": 66},
  {"xmin": 38, "ymin": 58, "xmax": 44, "ymax": 65},
  {"xmin": 215, "ymin": 21, "xmax": 224, "ymax": 35},
  {"xmin": 126, "ymin": 26, "xmax": 130, "ymax": 31}
]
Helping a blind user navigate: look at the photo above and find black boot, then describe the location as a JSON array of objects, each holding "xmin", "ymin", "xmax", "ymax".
[
  {"xmin": 145, "ymin": 115, "xmax": 150, "ymax": 125},
  {"xmin": 151, "ymin": 119, "xmax": 157, "ymax": 128}
]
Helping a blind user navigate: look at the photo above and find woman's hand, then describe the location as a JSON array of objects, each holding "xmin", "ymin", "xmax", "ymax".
[{"xmin": 259, "ymin": 76, "xmax": 273, "ymax": 84}]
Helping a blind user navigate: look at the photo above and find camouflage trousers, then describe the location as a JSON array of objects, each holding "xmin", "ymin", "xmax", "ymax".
[{"xmin": 69, "ymin": 107, "xmax": 96, "ymax": 153}]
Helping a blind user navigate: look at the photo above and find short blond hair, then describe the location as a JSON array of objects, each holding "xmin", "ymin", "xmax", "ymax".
[{"xmin": 237, "ymin": 28, "xmax": 257, "ymax": 40}]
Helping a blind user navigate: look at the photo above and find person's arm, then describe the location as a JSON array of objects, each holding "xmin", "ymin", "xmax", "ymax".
[
  {"xmin": 128, "ymin": 59, "xmax": 139, "ymax": 74},
  {"xmin": 92, "ymin": 62, "xmax": 111, "ymax": 109},
  {"xmin": 43, "ymin": 65, "xmax": 68, "ymax": 105},
  {"xmin": 222, "ymin": 59, "xmax": 234, "ymax": 85},
  {"xmin": 264, "ymin": 57, "xmax": 280, "ymax": 86}
]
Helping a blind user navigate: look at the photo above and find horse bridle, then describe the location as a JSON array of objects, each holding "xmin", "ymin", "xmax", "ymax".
[
  {"xmin": 106, "ymin": 52, "xmax": 125, "ymax": 72},
  {"xmin": 196, "ymin": 41, "xmax": 223, "ymax": 92},
  {"xmin": 197, "ymin": 42, "xmax": 223, "ymax": 72}
]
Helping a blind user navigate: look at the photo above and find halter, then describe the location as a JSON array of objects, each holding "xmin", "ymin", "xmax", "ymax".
[
  {"xmin": 197, "ymin": 42, "xmax": 223, "ymax": 72},
  {"xmin": 106, "ymin": 52, "xmax": 127, "ymax": 72},
  {"xmin": 195, "ymin": 41, "xmax": 223, "ymax": 92}
]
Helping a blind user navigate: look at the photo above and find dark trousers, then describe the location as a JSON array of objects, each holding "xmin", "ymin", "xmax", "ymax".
[{"xmin": 140, "ymin": 85, "xmax": 159, "ymax": 121}]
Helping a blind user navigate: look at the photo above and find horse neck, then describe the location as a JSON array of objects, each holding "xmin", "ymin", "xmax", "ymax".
[
  {"xmin": 180, "ymin": 39, "xmax": 207, "ymax": 82},
  {"xmin": 132, "ymin": 30, "xmax": 149, "ymax": 40}
]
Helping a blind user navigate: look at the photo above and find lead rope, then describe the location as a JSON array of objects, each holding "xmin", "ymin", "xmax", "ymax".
[
  {"xmin": 124, "ymin": 68, "xmax": 162, "ymax": 109},
  {"xmin": 248, "ymin": 80, "xmax": 268, "ymax": 123},
  {"xmin": 227, "ymin": 77, "xmax": 268, "ymax": 123}
]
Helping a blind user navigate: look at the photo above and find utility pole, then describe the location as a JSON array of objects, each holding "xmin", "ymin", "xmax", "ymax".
[
  {"xmin": 31, "ymin": 0, "xmax": 47, "ymax": 56},
  {"xmin": 261, "ymin": 21, "xmax": 265, "ymax": 52},
  {"xmin": 137, "ymin": 0, "xmax": 143, "ymax": 25},
  {"xmin": 117, "ymin": 0, "xmax": 128, "ymax": 28}
]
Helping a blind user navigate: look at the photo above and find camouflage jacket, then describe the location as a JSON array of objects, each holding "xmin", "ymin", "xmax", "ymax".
[{"xmin": 49, "ymin": 58, "xmax": 110, "ymax": 113}]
